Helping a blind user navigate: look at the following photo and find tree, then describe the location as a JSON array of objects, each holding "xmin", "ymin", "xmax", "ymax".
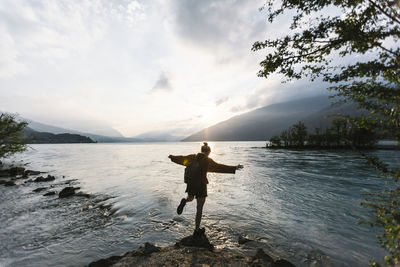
[
  {"xmin": 331, "ymin": 118, "xmax": 347, "ymax": 146},
  {"xmin": 291, "ymin": 121, "xmax": 308, "ymax": 147},
  {"xmin": 253, "ymin": 0, "xmax": 399, "ymax": 265},
  {"xmin": 280, "ymin": 130, "xmax": 289, "ymax": 147},
  {"xmin": 269, "ymin": 135, "xmax": 281, "ymax": 147},
  {"xmin": 308, "ymin": 127, "xmax": 323, "ymax": 147},
  {"xmin": 0, "ymin": 114, "xmax": 28, "ymax": 159}
]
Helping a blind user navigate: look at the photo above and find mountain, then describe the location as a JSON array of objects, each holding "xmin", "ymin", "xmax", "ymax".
[
  {"xmin": 133, "ymin": 130, "xmax": 186, "ymax": 142},
  {"xmin": 23, "ymin": 127, "xmax": 96, "ymax": 144},
  {"xmin": 25, "ymin": 119, "xmax": 142, "ymax": 142},
  {"xmin": 27, "ymin": 120, "xmax": 123, "ymax": 138},
  {"xmin": 183, "ymin": 95, "xmax": 362, "ymax": 141},
  {"xmin": 301, "ymin": 101, "xmax": 368, "ymax": 131}
]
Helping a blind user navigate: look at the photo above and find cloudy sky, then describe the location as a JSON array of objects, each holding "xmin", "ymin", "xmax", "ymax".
[{"xmin": 0, "ymin": 0, "xmax": 326, "ymax": 137}]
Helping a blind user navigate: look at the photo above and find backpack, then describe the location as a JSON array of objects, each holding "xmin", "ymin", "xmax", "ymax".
[{"xmin": 184, "ymin": 154, "xmax": 202, "ymax": 184}]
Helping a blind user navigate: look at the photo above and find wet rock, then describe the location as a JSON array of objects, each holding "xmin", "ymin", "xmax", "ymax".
[
  {"xmin": 9, "ymin": 167, "xmax": 25, "ymax": 176},
  {"xmin": 238, "ymin": 234, "xmax": 252, "ymax": 245},
  {"xmin": 34, "ymin": 175, "xmax": 55, "ymax": 183},
  {"xmin": 274, "ymin": 259, "xmax": 296, "ymax": 267},
  {"xmin": 252, "ymin": 248, "xmax": 274, "ymax": 264},
  {"xmin": 75, "ymin": 192, "xmax": 91, "ymax": 198},
  {"xmin": 33, "ymin": 187, "xmax": 47, "ymax": 192},
  {"xmin": 88, "ymin": 255, "xmax": 123, "ymax": 267},
  {"xmin": 143, "ymin": 242, "xmax": 160, "ymax": 255},
  {"xmin": 24, "ymin": 170, "xmax": 41, "ymax": 176},
  {"xmin": 4, "ymin": 180, "xmax": 17, "ymax": 186},
  {"xmin": 175, "ymin": 231, "xmax": 214, "ymax": 251},
  {"xmin": 43, "ymin": 191, "xmax": 57, "ymax": 196},
  {"xmin": 59, "ymin": 187, "xmax": 75, "ymax": 198}
]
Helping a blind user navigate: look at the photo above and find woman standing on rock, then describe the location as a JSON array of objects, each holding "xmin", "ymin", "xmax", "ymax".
[{"xmin": 168, "ymin": 142, "xmax": 243, "ymax": 235}]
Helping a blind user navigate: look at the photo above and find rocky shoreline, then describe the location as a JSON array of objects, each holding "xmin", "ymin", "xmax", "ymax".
[
  {"xmin": 88, "ymin": 233, "xmax": 296, "ymax": 267},
  {"xmin": 0, "ymin": 164, "xmax": 91, "ymax": 198}
]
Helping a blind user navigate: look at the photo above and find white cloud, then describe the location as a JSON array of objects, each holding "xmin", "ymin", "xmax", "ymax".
[{"xmin": 0, "ymin": 26, "xmax": 27, "ymax": 78}]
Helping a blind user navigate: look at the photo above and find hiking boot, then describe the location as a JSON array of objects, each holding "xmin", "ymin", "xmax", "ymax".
[
  {"xmin": 193, "ymin": 227, "xmax": 205, "ymax": 236},
  {"xmin": 177, "ymin": 198, "xmax": 187, "ymax": 215}
]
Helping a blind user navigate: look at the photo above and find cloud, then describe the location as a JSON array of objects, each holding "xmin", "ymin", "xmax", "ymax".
[
  {"xmin": 151, "ymin": 71, "xmax": 173, "ymax": 92},
  {"xmin": 0, "ymin": 0, "xmax": 147, "ymax": 78},
  {"xmin": 169, "ymin": 0, "xmax": 266, "ymax": 61},
  {"xmin": 230, "ymin": 92, "xmax": 265, "ymax": 112},
  {"xmin": 0, "ymin": 26, "xmax": 27, "ymax": 78},
  {"xmin": 215, "ymin": 97, "xmax": 229, "ymax": 106},
  {"xmin": 230, "ymin": 79, "xmax": 329, "ymax": 113}
]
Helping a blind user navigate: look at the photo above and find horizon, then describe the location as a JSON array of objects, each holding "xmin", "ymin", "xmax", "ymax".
[
  {"xmin": 0, "ymin": 1, "xmax": 330, "ymax": 138},
  {"xmin": 19, "ymin": 93, "xmax": 332, "ymax": 139}
]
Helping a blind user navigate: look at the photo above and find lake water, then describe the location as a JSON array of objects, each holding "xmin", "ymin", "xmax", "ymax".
[{"xmin": 1, "ymin": 142, "xmax": 398, "ymax": 266}]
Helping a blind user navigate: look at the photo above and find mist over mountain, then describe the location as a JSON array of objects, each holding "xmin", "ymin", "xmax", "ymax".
[
  {"xmin": 183, "ymin": 95, "xmax": 362, "ymax": 141},
  {"xmin": 23, "ymin": 127, "xmax": 95, "ymax": 144},
  {"xmin": 21, "ymin": 118, "xmax": 143, "ymax": 142},
  {"xmin": 133, "ymin": 130, "xmax": 185, "ymax": 142},
  {"xmin": 27, "ymin": 119, "xmax": 124, "ymax": 138}
]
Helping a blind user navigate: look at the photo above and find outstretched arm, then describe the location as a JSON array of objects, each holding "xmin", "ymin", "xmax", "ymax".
[
  {"xmin": 168, "ymin": 154, "xmax": 196, "ymax": 166},
  {"xmin": 207, "ymin": 158, "xmax": 243, "ymax": 174}
]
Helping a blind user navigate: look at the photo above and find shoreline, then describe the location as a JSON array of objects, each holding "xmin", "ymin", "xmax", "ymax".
[{"xmin": 88, "ymin": 235, "xmax": 296, "ymax": 267}]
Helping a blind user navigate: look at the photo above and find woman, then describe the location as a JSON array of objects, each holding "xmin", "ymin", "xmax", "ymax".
[{"xmin": 168, "ymin": 142, "xmax": 243, "ymax": 235}]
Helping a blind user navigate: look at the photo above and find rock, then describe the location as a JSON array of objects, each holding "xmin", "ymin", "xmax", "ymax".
[
  {"xmin": 59, "ymin": 187, "xmax": 75, "ymax": 198},
  {"xmin": 252, "ymin": 248, "xmax": 274, "ymax": 265},
  {"xmin": 87, "ymin": 255, "xmax": 123, "ymax": 267},
  {"xmin": 33, "ymin": 187, "xmax": 47, "ymax": 192},
  {"xmin": 143, "ymin": 242, "xmax": 160, "ymax": 255},
  {"xmin": 24, "ymin": 170, "xmax": 41, "ymax": 176},
  {"xmin": 4, "ymin": 180, "xmax": 17, "ymax": 186},
  {"xmin": 34, "ymin": 175, "xmax": 55, "ymax": 182},
  {"xmin": 239, "ymin": 234, "xmax": 252, "ymax": 245},
  {"xmin": 75, "ymin": 192, "xmax": 91, "ymax": 198},
  {"xmin": 0, "ymin": 170, "xmax": 9, "ymax": 177},
  {"xmin": 274, "ymin": 259, "xmax": 296, "ymax": 267},
  {"xmin": 43, "ymin": 191, "xmax": 57, "ymax": 196},
  {"xmin": 175, "ymin": 231, "xmax": 214, "ymax": 251},
  {"xmin": 9, "ymin": 167, "xmax": 25, "ymax": 176}
]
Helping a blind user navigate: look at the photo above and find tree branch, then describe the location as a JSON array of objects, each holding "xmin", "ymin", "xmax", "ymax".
[{"xmin": 367, "ymin": 0, "xmax": 400, "ymax": 25}]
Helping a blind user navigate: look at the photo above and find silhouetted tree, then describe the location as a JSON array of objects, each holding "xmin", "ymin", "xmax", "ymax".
[
  {"xmin": 269, "ymin": 135, "xmax": 281, "ymax": 147},
  {"xmin": 291, "ymin": 121, "xmax": 307, "ymax": 147},
  {"xmin": 308, "ymin": 127, "xmax": 323, "ymax": 147},
  {"xmin": 280, "ymin": 130, "xmax": 289, "ymax": 147},
  {"xmin": 0, "ymin": 114, "xmax": 27, "ymax": 159}
]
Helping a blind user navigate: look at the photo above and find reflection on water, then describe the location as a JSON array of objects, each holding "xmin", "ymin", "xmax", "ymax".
[{"xmin": 1, "ymin": 142, "xmax": 398, "ymax": 266}]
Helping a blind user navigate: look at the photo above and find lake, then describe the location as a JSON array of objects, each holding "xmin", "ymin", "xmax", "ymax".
[{"xmin": 1, "ymin": 142, "xmax": 398, "ymax": 266}]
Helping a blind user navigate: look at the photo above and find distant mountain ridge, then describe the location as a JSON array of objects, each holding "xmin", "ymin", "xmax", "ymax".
[
  {"xmin": 183, "ymin": 95, "xmax": 363, "ymax": 141},
  {"xmin": 23, "ymin": 127, "xmax": 95, "ymax": 144}
]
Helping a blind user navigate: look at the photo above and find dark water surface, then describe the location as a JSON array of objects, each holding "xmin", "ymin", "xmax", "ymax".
[{"xmin": 1, "ymin": 142, "xmax": 398, "ymax": 266}]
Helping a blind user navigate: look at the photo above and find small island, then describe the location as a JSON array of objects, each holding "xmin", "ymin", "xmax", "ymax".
[{"xmin": 266, "ymin": 119, "xmax": 396, "ymax": 150}]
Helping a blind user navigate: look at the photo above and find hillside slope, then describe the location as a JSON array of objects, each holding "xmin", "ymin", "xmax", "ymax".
[{"xmin": 183, "ymin": 95, "xmax": 362, "ymax": 141}]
